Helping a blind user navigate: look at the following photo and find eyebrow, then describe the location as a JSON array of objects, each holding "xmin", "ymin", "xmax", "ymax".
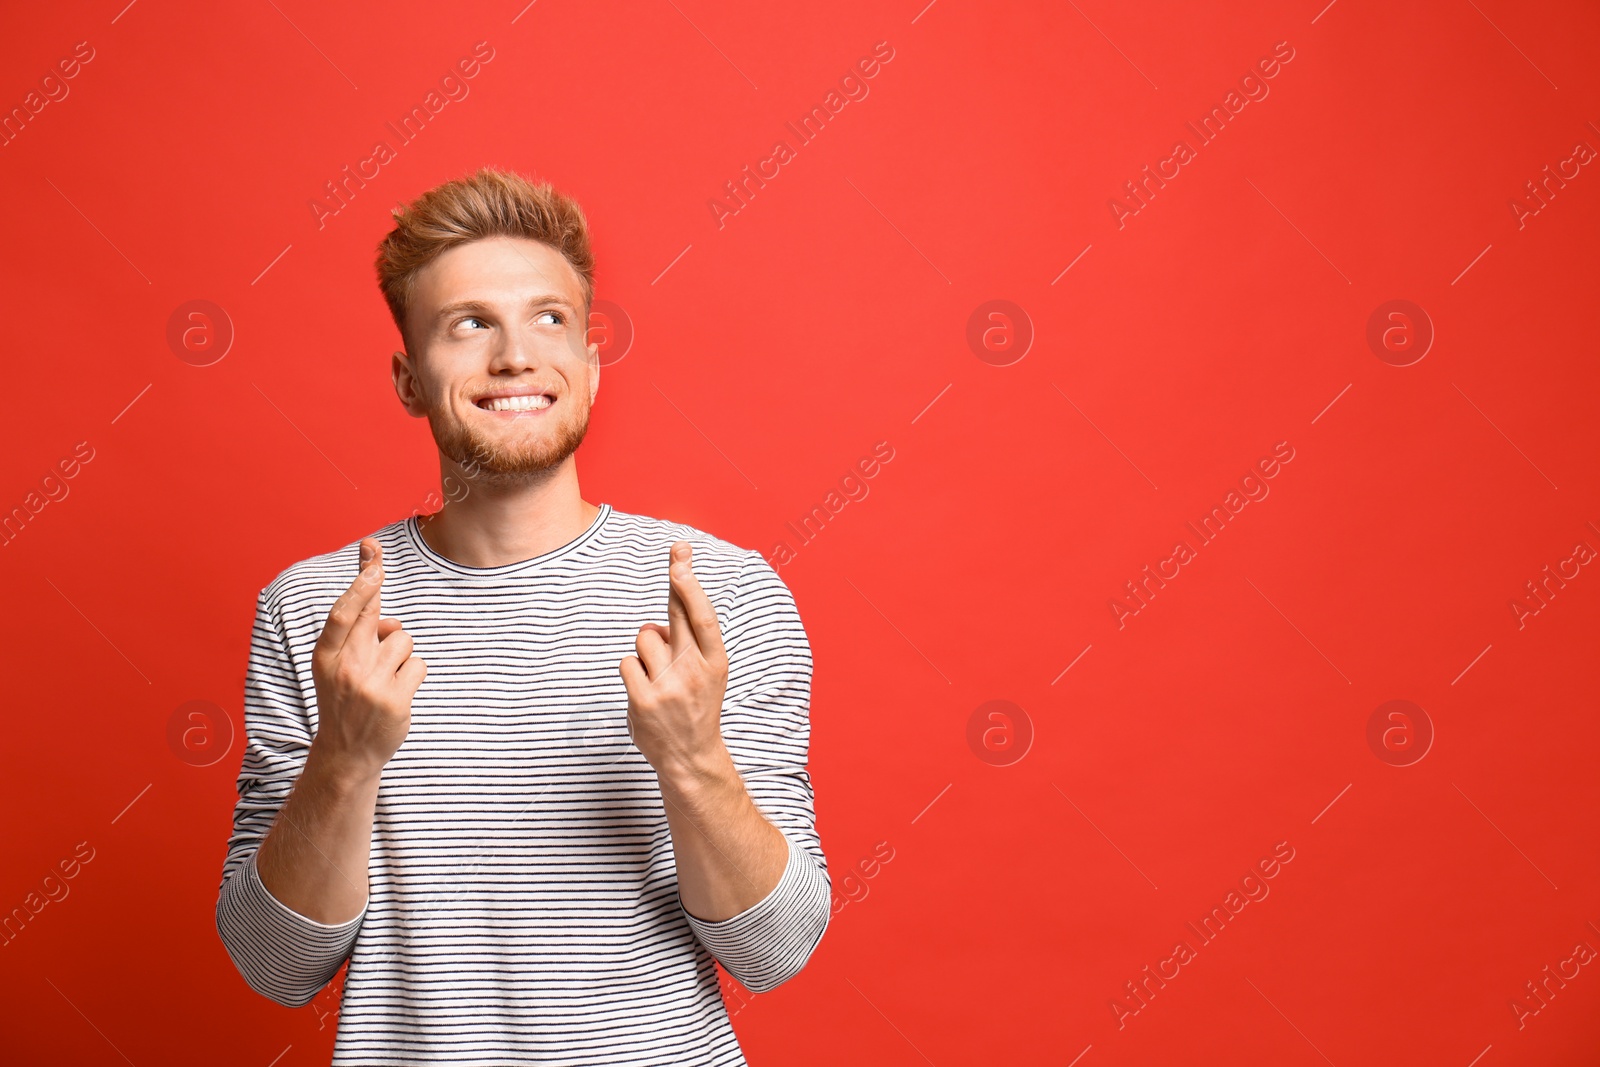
[{"xmin": 432, "ymin": 294, "xmax": 578, "ymax": 324}]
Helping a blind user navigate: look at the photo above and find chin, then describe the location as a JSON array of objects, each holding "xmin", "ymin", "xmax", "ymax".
[{"xmin": 436, "ymin": 409, "xmax": 590, "ymax": 478}]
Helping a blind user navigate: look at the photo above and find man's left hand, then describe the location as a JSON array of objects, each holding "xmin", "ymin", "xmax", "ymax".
[{"xmin": 619, "ymin": 542, "xmax": 731, "ymax": 785}]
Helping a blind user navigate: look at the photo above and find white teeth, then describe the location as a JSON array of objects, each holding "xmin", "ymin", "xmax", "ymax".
[{"xmin": 481, "ymin": 394, "xmax": 552, "ymax": 412}]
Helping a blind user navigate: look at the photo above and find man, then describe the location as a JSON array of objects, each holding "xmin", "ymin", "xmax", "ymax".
[{"xmin": 215, "ymin": 167, "xmax": 831, "ymax": 1064}]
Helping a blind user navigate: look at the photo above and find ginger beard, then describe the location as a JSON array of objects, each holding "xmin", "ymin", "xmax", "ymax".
[{"xmin": 425, "ymin": 376, "xmax": 593, "ymax": 488}]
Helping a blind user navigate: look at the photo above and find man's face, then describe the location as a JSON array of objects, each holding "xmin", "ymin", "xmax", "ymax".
[{"xmin": 394, "ymin": 236, "xmax": 599, "ymax": 486}]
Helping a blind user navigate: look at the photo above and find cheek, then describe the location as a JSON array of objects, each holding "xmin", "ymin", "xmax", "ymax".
[
  {"xmin": 566, "ymin": 333, "xmax": 594, "ymax": 361},
  {"xmin": 561, "ymin": 359, "xmax": 598, "ymax": 397}
]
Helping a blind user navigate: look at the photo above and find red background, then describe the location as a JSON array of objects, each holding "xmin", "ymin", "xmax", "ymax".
[{"xmin": 2, "ymin": 0, "xmax": 1598, "ymax": 1063}]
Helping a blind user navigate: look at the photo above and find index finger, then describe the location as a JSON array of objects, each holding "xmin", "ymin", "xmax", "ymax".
[
  {"xmin": 319, "ymin": 538, "xmax": 383, "ymax": 657},
  {"xmin": 666, "ymin": 543, "xmax": 694, "ymax": 655},
  {"xmin": 668, "ymin": 543, "xmax": 725, "ymax": 663}
]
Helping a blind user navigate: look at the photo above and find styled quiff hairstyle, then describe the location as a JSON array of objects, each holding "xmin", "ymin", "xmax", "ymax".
[{"xmin": 375, "ymin": 167, "xmax": 595, "ymax": 351}]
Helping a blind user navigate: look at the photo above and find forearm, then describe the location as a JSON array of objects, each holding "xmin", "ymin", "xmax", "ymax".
[
  {"xmin": 661, "ymin": 745, "xmax": 788, "ymax": 923},
  {"xmin": 254, "ymin": 745, "xmax": 380, "ymax": 925}
]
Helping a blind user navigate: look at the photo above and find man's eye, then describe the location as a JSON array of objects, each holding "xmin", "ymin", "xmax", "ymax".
[
  {"xmin": 535, "ymin": 310, "xmax": 562, "ymax": 325},
  {"xmin": 460, "ymin": 316, "xmax": 488, "ymax": 329}
]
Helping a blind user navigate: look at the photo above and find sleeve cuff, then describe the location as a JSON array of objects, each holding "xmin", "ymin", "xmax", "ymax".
[
  {"xmin": 681, "ymin": 833, "xmax": 831, "ymax": 993},
  {"xmin": 215, "ymin": 849, "xmax": 367, "ymax": 1007}
]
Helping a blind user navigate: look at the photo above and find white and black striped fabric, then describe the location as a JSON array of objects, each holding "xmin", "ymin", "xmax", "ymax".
[{"xmin": 215, "ymin": 504, "xmax": 831, "ymax": 1064}]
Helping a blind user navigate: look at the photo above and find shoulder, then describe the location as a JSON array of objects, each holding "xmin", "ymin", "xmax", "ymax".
[
  {"xmin": 600, "ymin": 507, "xmax": 763, "ymax": 581},
  {"xmin": 256, "ymin": 519, "xmax": 406, "ymax": 632},
  {"xmin": 600, "ymin": 507, "xmax": 798, "ymax": 616}
]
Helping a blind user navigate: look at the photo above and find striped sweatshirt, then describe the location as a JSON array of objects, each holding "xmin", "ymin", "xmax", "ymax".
[{"xmin": 215, "ymin": 503, "xmax": 831, "ymax": 1065}]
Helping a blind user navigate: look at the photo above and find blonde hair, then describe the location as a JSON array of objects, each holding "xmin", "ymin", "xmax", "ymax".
[{"xmin": 375, "ymin": 167, "xmax": 595, "ymax": 349}]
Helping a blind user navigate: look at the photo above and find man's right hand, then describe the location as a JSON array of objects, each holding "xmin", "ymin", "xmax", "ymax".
[{"xmin": 309, "ymin": 537, "xmax": 427, "ymax": 786}]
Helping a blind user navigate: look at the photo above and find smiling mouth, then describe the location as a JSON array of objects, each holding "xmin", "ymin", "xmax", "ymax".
[{"xmin": 475, "ymin": 394, "xmax": 554, "ymax": 413}]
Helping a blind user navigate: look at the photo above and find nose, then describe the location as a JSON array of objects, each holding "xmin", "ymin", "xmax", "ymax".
[{"xmin": 487, "ymin": 320, "xmax": 542, "ymax": 374}]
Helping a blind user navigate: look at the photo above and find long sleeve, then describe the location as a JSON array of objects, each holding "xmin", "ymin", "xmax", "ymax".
[
  {"xmin": 215, "ymin": 585, "xmax": 367, "ymax": 1008},
  {"xmin": 679, "ymin": 553, "xmax": 831, "ymax": 994}
]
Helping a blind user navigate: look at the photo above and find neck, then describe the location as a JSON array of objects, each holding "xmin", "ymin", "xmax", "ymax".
[{"xmin": 415, "ymin": 456, "xmax": 600, "ymax": 568}]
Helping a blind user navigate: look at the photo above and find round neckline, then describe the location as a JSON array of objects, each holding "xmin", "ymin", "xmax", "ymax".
[{"xmin": 403, "ymin": 503, "xmax": 612, "ymax": 581}]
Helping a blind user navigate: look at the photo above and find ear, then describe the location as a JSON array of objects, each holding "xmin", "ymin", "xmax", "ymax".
[
  {"xmin": 392, "ymin": 348, "xmax": 427, "ymax": 418},
  {"xmin": 585, "ymin": 311, "xmax": 601, "ymax": 404}
]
